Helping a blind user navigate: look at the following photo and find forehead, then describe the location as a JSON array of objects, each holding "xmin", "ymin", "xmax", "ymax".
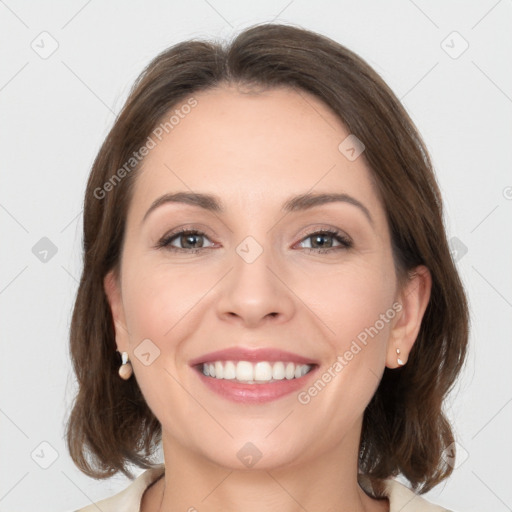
[{"xmin": 128, "ymin": 85, "xmax": 383, "ymax": 223}]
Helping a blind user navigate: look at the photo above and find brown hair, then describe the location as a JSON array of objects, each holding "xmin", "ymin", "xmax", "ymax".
[{"xmin": 66, "ymin": 22, "xmax": 469, "ymax": 493}]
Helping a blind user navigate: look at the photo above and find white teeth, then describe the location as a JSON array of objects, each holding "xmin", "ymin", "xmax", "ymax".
[
  {"xmin": 270, "ymin": 361, "xmax": 282, "ymax": 379},
  {"xmin": 215, "ymin": 361, "xmax": 223, "ymax": 379},
  {"xmin": 254, "ymin": 361, "xmax": 272, "ymax": 380},
  {"xmin": 236, "ymin": 361, "xmax": 253, "ymax": 381},
  {"xmin": 285, "ymin": 362, "xmax": 295, "ymax": 379},
  {"xmin": 296, "ymin": 365, "xmax": 310, "ymax": 378},
  {"xmin": 223, "ymin": 360, "xmax": 236, "ymax": 379},
  {"xmin": 201, "ymin": 360, "xmax": 313, "ymax": 383}
]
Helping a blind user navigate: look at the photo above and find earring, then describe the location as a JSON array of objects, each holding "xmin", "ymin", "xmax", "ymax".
[
  {"xmin": 118, "ymin": 351, "xmax": 133, "ymax": 379},
  {"xmin": 396, "ymin": 348, "xmax": 404, "ymax": 366}
]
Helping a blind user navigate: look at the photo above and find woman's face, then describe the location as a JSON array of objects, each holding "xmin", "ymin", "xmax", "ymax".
[{"xmin": 105, "ymin": 85, "xmax": 407, "ymax": 470}]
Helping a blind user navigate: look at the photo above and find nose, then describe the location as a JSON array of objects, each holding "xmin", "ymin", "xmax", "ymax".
[{"xmin": 214, "ymin": 245, "xmax": 296, "ymax": 328}]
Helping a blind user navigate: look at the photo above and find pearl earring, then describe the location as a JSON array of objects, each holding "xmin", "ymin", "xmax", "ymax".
[
  {"xmin": 396, "ymin": 348, "xmax": 404, "ymax": 366},
  {"xmin": 118, "ymin": 351, "xmax": 133, "ymax": 379}
]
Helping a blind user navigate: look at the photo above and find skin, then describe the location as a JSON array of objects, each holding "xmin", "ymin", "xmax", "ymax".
[{"xmin": 104, "ymin": 84, "xmax": 431, "ymax": 512}]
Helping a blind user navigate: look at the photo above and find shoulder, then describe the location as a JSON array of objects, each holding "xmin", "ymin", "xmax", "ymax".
[
  {"xmin": 358, "ymin": 474, "xmax": 454, "ymax": 512},
  {"xmin": 73, "ymin": 464, "xmax": 165, "ymax": 512}
]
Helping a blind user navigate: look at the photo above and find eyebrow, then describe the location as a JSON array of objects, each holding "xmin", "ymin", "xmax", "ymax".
[{"xmin": 141, "ymin": 191, "xmax": 374, "ymax": 227}]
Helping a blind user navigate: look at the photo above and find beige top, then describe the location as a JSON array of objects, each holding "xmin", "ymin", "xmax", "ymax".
[{"xmin": 75, "ymin": 464, "xmax": 452, "ymax": 511}]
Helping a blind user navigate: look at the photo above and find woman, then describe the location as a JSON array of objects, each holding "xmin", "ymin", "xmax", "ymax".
[{"xmin": 68, "ymin": 23, "xmax": 468, "ymax": 511}]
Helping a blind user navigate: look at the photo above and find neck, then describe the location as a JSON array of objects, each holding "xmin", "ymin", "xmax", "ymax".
[{"xmin": 147, "ymin": 427, "xmax": 387, "ymax": 512}]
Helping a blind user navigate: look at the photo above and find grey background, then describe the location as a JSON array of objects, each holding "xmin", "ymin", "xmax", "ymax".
[{"xmin": 1, "ymin": 1, "xmax": 511, "ymax": 511}]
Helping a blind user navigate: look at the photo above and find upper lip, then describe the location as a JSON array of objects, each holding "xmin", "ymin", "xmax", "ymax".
[{"xmin": 189, "ymin": 347, "xmax": 319, "ymax": 366}]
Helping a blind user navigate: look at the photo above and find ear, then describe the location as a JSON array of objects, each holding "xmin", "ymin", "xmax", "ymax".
[
  {"xmin": 104, "ymin": 270, "xmax": 130, "ymax": 353},
  {"xmin": 386, "ymin": 265, "xmax": 432, "ymax": 368}
]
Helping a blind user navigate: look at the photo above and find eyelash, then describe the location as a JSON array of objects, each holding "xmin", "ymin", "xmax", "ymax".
[{"xmin": 155, "ymin": 227, "xmax": 353, "ymax": 254}]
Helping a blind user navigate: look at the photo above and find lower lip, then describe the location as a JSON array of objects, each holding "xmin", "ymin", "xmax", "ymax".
[{"xmin": 193, "ymin": 365, "xmax": 319, "ymax": 404}]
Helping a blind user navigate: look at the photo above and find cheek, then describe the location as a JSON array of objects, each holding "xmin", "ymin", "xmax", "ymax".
[
  {"xmin": 122, "ymin": 261, "xmax": 204, "ymax": 342},
  {"xmin": 294, "ymin": 269, "xmax": 397, "ymax": 431},
  {"xmin": 119, "ymin": 263, "xmax": 204, "ymax": 424},
  {"xmin": 333, "ymin": 286, "xmax": 395, "ymax": 357},
  {"xmin": 302, "ymin": 260, "xmax": 396, "ymax": 349}
]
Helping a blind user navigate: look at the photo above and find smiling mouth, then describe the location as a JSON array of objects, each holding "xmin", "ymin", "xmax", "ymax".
[{"xmin": 194, "ymin": 360, "xmax": 317, "ymax": 384}]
